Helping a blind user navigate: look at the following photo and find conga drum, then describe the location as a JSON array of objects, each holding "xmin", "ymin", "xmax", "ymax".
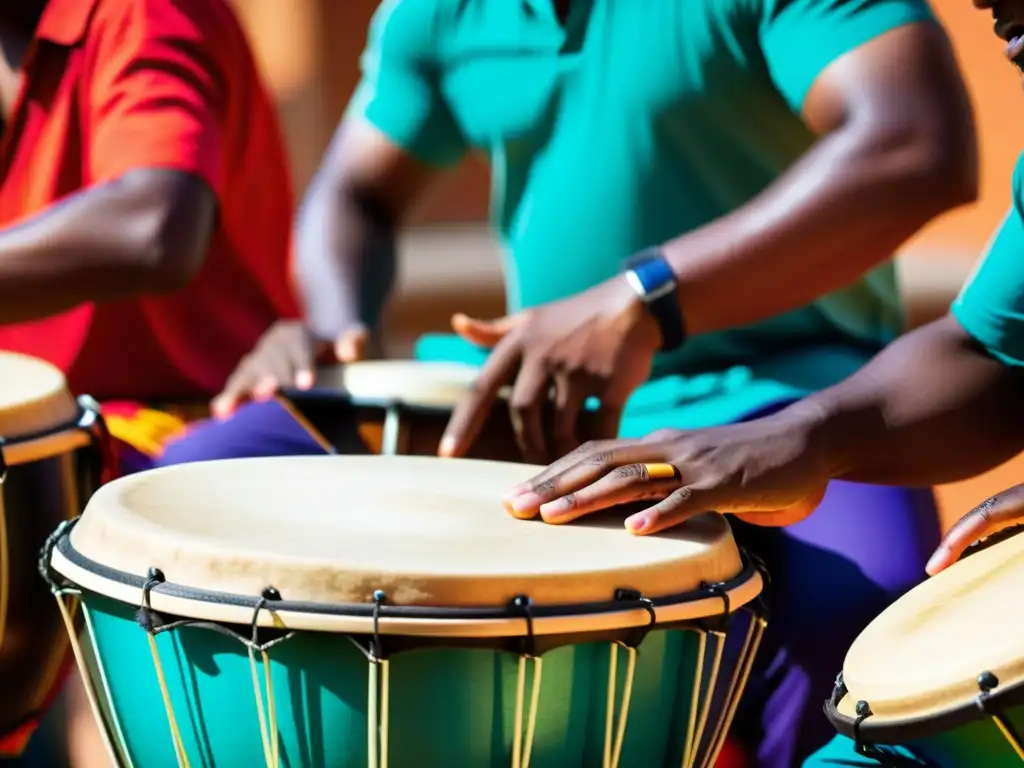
[
  {"xmin": 824, "ymin": 530, "xmax": 1024, "ymax": 766},
  {"xmin": 44, "ymin": 455, "xmax": 768, "ymax": 767},
  {"xmin": 282, "ymin": 361, "xmax": 606, "ymax": 461},
  {"xmin": 0, "ymin": 351, "xmax": 107, "ymax": 755}
]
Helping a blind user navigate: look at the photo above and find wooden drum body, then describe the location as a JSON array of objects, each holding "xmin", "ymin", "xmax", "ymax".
[
  {"xmin": 45, "ymin": 456, "xmax": 768, "ymax": 767},
  {"xmin": 0, "ymin": 352, "xmax": 107, "ymax": 751},
  {"xmin": 283, "ymin": 361, "xmax": 605, "ymax": 460},
  {"xmin": 825, "ymin": 531, "xmax": 1024, "ymax": 766}
]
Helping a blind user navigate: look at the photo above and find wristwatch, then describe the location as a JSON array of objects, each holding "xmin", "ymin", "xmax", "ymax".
[{"xmin": 624, "ymin": 248, "xmax": 687, "ymax": 352}]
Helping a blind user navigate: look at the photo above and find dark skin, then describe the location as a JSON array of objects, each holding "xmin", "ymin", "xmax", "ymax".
[
  {"xmin": 227, "ymin": 15, "xmax": 977, "ymax": 457},
  {"xmin": 0, "ymin": 3, "xmax": 217, "ymax": 326},
  {"xmin": 506, "ymin": 0, "xmax": 1024, "ymax": 577}
]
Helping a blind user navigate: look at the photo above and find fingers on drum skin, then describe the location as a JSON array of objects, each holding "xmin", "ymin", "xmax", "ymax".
[
  {"xmin": 502, "ymin": 441, "xmax": 659, "ymax": 516},
  {"xmin": 927, "ymin": 486, "xmax": 1024, "ymax": 574},
  {"xmin": 539, "ymin": 462, "xmax": 682, "ymax": 524}
]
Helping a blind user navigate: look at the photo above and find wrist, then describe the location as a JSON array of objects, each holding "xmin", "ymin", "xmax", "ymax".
[{"xmin": 623, "ymin": 248, "xmax": 687, "ymax": 352}]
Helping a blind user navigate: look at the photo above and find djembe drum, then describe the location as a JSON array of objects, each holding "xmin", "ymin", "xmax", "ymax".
[
  {"xmin": 282, "ymin": 361, "xmax": 607, "ymax": 460},
  {"xmin": 44, "ymin": 455, "xmax": 768, "ymax": 767},
  {"xmin": 0, "ymin": 351, "xmax": 107, "ymax": 756},
  {"xmin": 825, "ymin": 529, "xmax": 1024, "ymax": 766}
]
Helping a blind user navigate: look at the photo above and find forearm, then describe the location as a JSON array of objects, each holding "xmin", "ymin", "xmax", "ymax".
[
  {"xmin": 664, "ymin": 128, "xmax": 974, "ymax": 336},
  {"xmin": 790, "ymin": 315, "xmax": 1024, "ymax": 486},
  {"xmin": 0, "ymin": 170, "xmax": 213, "ymax": 324},
  {"xmin": 294, "ymin": 171, "xmax": 398, "ymax": 342}
]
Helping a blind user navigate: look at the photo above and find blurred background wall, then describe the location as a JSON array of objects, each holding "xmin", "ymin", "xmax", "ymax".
[{"xmin": 233, "ymin": 0, "xmax": 1024, "ymax": 528}]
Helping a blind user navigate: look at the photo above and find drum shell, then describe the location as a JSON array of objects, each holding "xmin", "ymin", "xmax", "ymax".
[{"xmin": 1, "ymin": 436, "xmax": 102, "ymax": 737}]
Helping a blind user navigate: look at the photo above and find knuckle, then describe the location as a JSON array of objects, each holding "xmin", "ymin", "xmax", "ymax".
[
  {"xmin": 612, "ymin": 464, "xmax": 645, "ymax": 482},
  {"xmin": 532, "ymin": 478, "xmax": 559, "ymax": 496}
]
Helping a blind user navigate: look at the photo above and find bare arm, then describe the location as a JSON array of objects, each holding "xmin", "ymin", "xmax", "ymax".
[
  {"xmin": 0, "ymin": 169, "xmax": 215, "ymax": 324},
  {"xmin": 803, "ymin": 315, "xmax": 1024, "ymax": 486},
  {"xmin": 294, "ymin": 119, "xmax": 446, "ymax": 346},
  {"xmin": 665, "ymin": 22, "xmax": 978, "ymax": 336}
]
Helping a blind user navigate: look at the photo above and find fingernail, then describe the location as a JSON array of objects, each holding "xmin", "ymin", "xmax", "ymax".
[
  {"xmin": 439, "ymin": 436, "xmax": 457, "ymax": 457},
  {"xmin": 510, "ymin": 493, "xmax": 545, "ymax": 515},
  {"xmin": 295, "ymin": 371, "xmax": 314, "ymax": 389},
  {"xmin": 626, "ymin": 513, "xmax": 652, "ymax": 535},
  {"xmin": 539, "ymin": 497, "xmax": 572, "ymax": 518}
]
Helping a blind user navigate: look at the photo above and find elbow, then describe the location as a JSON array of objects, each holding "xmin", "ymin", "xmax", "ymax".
[
  {"xmin": 119, "ymin": 172, "xmax": 217, "ymax": 293},
  {"xmin": 858, "ymin": 123, "xmax": 979, "ymax": 217}
]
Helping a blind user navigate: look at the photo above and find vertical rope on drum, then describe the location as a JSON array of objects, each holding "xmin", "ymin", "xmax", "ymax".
[
  {"xmin": 54, "ymin": 591, "xmax": 125, "ymax": 768},
  {"xmin": 146, "ymin": 632, "xmax": 190, "ymax": 768},
  {"xmin": 511, "ymin": 655, "xmax": 543, "ymax": 768},
  {"xmin": 510, "ymin": 594, "xmax": 541, "ymax": 768},
  {"xmin": 606, "ymin": 643, "xmax": 638, "ymax": 768},
  {"xmin": 689, "ymin": 630, "xmax": 726, "ymax": 765},
  {"xmin": 381, "ymin": 406, "xmax": 402, "ymax": 456},
  {"xmin": 80, "ymin": 601, "xmax": 135, "ymax": 768},
  {"xmin": 681, "ymin": 632, "xmax": 708, "ymax": 768},
  {"xmin": 366, "ymin": 590, "xmax": 390, "ymax": 768},
  {"xmin": 248, "ymin": 592, "xmax": 282, "ymax": 768},
  {"xmin": 137, "ymin": 569, "xmax": 190, "ymax": 768},
  {"xmin": 701, "ymin": 616, "xmax": 767, "ymax": 768},
  {"xmin": 992, "ymin": 715, "xmax": 1024, "ymax": 759}
]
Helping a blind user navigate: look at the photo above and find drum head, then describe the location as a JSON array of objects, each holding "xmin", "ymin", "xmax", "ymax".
[
  {"xmin": 317, "ymin": 361, "xmax": 478, "ymax": 408},
  {"xmin": 0, "ymin": 352, "xmax": 78, "ymax": 439},
  {"xmin": 54, "ymin": 456, "xmax": 761, "ymax": 635},
  {"xmin": 837, "ymin": 531, "xmax": 1024, "ymax": 724}
]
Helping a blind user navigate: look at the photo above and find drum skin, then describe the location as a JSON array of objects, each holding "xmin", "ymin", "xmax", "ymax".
[
  {"xmin": 48, "ymin": 455, "xmax": 767, "ymax": 767},
  {"xmin": 0, "ymin": 352, "xmax": 104, "ymax": 746},
  {"xmin": 826, "ymin": 531, "xmax": 1024, "ymax": 766}
]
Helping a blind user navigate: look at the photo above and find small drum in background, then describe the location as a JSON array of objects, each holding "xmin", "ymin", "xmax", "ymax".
[
  {"xmin": 0, "ymin": 352, "xmax": 107, "ymax": 755},
  {"xmin": 45, "ymin": 455, "xmax": 768, "ymax": 767},
  {"xmin": 282, "ymin": 360, "xmax": 607, "ymax": 461},
  {"xmin": 824, "ymin": 530, "xmax": 1024, "ymax": 766}
]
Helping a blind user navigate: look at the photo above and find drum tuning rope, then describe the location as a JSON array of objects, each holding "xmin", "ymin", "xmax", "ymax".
[
  {"xmin": 249, "ymin": 588, "xmax": 283, "ymax": 768},
  {"xmin": 976, "ymin": 671, "xmax": 1024, "ymax": 761},
  {"xmin": 510, "ymin": 595, "xmax": 542, "ymax": 768},
  {"xmin": 701, "ymin": 554, "xmax": 770, "ymax": 768}
]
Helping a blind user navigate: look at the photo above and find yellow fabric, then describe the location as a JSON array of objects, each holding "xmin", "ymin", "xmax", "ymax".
[{"xmin": 105, "ymin": 408, "xmax": 189, "ymax": 458}]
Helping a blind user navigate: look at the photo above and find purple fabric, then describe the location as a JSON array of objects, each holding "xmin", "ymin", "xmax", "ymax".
[{"xmin": 148, "ymin": 398, "xmax": 939, "ymax": 768}]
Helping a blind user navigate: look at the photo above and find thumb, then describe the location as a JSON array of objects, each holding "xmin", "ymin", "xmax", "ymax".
[
  {"xmin": 451, "ymin": 312, "xmax": 520, "ymax": 348},
  {"xmin": 335, "ymin": 325, "xmax": 369, "ymax": 363}
]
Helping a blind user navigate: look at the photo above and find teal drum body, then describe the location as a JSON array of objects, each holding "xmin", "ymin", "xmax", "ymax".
[
  {"xmin": 823, "ymin": 531, "xmax": 1024, "ymax": 767},
  {"xmin": 44, "ymin": 455, "xmax": 767, "ymax": 768}
]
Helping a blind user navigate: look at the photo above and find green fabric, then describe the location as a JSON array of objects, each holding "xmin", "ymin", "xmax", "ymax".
[
  {"xmin": 356, "ymin": 0, "xmax": 936, "ymax": 428},
  {"xmin": 952, "ymin": 152, "xmax": 1024, "ymax": 368}
]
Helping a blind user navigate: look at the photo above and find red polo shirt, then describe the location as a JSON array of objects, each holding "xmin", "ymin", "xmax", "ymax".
[{"xmin": 0, "ymin": 0, "xmax": 300, "ymax": 401}]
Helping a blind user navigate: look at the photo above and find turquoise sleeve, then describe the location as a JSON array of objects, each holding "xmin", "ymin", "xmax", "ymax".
[
  {"xmin": 760, "ymin": 0, "xmax": 936, "ymax": 112},
  {"xmin": 348, "ymin": 0, "xmax": 466, "ymax": 167},
  {"xmin": 952, "ymin": 200, "xmax": 1024, "ymax": 369}
]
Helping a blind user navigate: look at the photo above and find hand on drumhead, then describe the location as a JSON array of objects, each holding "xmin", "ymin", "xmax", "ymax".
[
  {"xmin": 926, "ymin": 484, "xmax": 1024, "ymax": 575},
  {"xmin": 501, "ymin": 416, "xmax": 831, "ymax": 535},
  {"xmin": 212, "ymin": 321, "xmax": 321, "ymax": 419},
  {"xmin": 334, "ymin": 324, "xmax": 369, "ymax": 363},
  {"xmin": 440, "ymin": 278, "xmax": 659, "ymax": 463}
]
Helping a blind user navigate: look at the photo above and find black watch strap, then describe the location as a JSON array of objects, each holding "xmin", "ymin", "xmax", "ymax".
[{"xmin": 625, "ymin": 250, "xmax": 687, "ymax": 352}]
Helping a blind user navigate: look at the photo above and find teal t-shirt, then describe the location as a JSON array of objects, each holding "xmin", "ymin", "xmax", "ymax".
[
  {"xmin": 352, "ymin": 0, "xmax": 936, "ymax": 433},
  {"xmin": 952, "ymin": 152, "xmax": 1024, "ymax": 368}
]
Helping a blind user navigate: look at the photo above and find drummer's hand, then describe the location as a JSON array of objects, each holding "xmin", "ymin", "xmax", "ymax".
[
  {"xmin": 439, "ymin": 277, "xmax": 660, "ymax": 463},
  {"xmin": 501, "ymin": 412, "xmax": 832, "ymax": 534},
  {"xmin": 212, "ymin": 321, "xmax": 368, "ymax": 418},
  {"xmin": 926, "ymin": 484, "xmax": 1024, "ymax": 576}
]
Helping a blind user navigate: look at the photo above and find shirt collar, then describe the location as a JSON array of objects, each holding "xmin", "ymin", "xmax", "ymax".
[{"xmin": 35, "ymin": 0, "xmax": 101, "ymax": 46}]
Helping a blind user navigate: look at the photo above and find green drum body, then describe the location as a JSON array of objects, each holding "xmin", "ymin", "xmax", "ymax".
[
  {"xmin": 46, "ymin": 456, "xmax": 767, "ymax": 768},
  {"xmin": 824, "ymin": 531, "xmax": 1024, "ymax": 767}
]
